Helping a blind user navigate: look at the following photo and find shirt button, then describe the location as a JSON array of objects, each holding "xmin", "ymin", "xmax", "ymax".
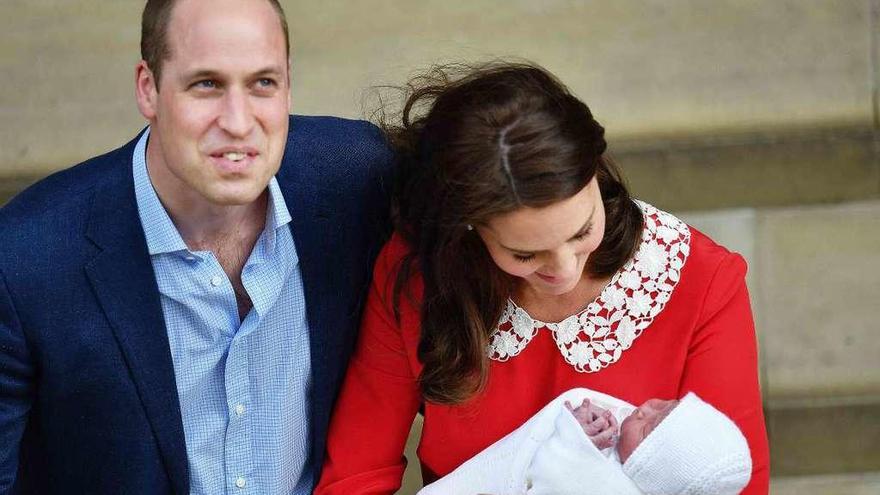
[
  {"xmin": 235, "ymin": 477, "xmax": 246, "ymax": 489},
  {"xmin": 235, "ymin": 404, "xmax": 246, "ymax": 416},
  {"xmin": 210, "ymin": 275, "xmax": 223, "ymax": 287}
]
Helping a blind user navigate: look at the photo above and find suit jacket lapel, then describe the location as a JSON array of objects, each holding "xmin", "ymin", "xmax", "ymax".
[
  {"xmin": 84, "ymin": 142, "xmax": 189, "ymax": 494},
  {"xmin": 275, "ymin": 140, "xmax": 336, "ymax": 475}
]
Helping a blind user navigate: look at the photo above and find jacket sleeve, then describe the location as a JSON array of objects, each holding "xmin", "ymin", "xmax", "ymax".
[
  {"xmin": 315, "ymin": 241, "xmax": 423, "ymax": 495},
  {"xmin": 678, "ymin": 253, "xmax": 770, "ymax": 494},
  {"xmin": 0, "ymin": 269, "xmax": 34, "ymax": 493}
]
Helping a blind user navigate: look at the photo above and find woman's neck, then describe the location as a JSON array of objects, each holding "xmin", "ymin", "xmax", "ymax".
[{"xmin": 514, "ymin": 272, "xmax": 612, "ymax": 323}]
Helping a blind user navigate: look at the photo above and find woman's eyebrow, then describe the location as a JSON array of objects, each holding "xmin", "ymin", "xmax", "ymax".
[{"xmin": 499, "ymin": 204, "xmax": 596, "ymax": 253}]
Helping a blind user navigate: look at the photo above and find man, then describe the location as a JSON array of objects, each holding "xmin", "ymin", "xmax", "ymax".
[{"xmin": 0, "ymin": 0, "xmax": 390, "ymax": 493}]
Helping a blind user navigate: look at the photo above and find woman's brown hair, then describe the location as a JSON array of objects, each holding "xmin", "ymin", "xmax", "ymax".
[{"xmin": 382, "ymin": 62, "xmax": 643, "ymax": 405}]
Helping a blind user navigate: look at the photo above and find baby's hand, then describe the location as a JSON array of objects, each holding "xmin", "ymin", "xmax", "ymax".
[{"xmin": 565, "ymin": 398, "xmax": 618, "ymax": 450}]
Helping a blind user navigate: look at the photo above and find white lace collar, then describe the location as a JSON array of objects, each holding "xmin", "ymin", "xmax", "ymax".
[{"xmin": 487, "ymin": 200, "xmax": 691, "ymax": 373}]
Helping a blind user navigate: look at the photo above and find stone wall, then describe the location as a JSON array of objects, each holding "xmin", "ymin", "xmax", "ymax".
[
  {"xmin": 1, "ymin": 1, "xmax": 878, "ymax": 492},
  {"xmin": 1, "ymin": 0, "xmax": 873, "ymax": 176}
]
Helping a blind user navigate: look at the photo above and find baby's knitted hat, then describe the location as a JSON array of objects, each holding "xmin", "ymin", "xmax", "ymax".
[{"xmin": 621, "ymin": 392, "xmax": 752, "ymax": 495}]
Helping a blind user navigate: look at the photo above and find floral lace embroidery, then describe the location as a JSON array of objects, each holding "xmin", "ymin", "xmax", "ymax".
[{"xmin": 487, "ymin": 200, "xmax": 691, "ymax": 372}]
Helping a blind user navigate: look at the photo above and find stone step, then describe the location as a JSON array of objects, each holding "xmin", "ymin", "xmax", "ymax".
[
  {"xmin": 767, "ymin": 396, "xmax": 880, "ymax": 476},
  {"xmin": 615, "ymin": 124, "xmax": 880, "ymax": 212},
  {"xmin": 2, "ymin": 0, "xmax": 875, "ymax": 176},
  {"xmin": 771, "ymin": 472, "xmax": 880, "ymax": 495},
  {"xmin": 3, "ymin": 123, "xmax": 879, "ymax": 212}
]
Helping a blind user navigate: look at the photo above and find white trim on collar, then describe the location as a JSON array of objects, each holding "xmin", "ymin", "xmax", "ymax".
[{"xmin": 487, "ymin": 200, "xmax": 691, "ymax": 373}]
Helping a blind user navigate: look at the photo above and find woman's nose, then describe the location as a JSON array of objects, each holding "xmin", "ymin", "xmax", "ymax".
[{"xmin": 545, "ymin": 247, "xmax": 578, "ymax": 277}]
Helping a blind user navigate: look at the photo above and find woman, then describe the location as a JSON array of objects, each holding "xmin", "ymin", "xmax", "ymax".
[{"xmin": 315, "ymin": 62, "xmax": 769, "ymax": 494}]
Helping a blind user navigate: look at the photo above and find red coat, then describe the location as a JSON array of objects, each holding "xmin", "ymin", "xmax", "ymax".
[{"xmin": 317, "ymin": 205, "xmax": 769, "ymax": 495}]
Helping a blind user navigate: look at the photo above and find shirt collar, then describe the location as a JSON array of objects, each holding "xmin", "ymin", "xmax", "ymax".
[
  {"xmin": 132, "ymin": 127, "xmax": 293, "ymax": 257},
  {"xmin": 263, "ymin": 171, "xmax": 293, "ymax": 255}
]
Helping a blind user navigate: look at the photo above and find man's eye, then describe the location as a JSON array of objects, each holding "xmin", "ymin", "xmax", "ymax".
[
  {"xmin": 257, "ymin": 78, "xmax": 276, "ymax": 87},
  {"xmin": 193, "ymin": 80, "xmax": 216, "ymax": 89}
]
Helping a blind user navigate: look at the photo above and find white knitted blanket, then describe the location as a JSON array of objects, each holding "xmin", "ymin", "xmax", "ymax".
[{"xmin": 418, "ymin": 388, "xmax": 643, "ymax": 495}]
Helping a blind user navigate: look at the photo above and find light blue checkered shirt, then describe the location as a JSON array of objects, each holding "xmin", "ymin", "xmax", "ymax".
[{"xmin": 132, "ymin": 129, "xmax": 313, "ymax": 494}]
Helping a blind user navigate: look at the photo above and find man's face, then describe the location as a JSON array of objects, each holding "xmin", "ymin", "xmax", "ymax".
[{"xmin": 136, "ymin": 0, "xmax": 290, "ymax": 208}]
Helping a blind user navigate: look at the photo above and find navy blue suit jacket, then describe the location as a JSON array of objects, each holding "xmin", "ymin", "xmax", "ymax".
[{"xmin": 0, "ymin": 116, "xmax": 392, "ymax": 494}]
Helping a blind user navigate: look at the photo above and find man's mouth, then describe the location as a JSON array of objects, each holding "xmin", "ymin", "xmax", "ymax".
[
  {"xmin": 208, "ymin": 147, "xmax": 260, "ymax": 172},
  {"xmin": 222, "ymin": 151, "xmax": 249, "ymax": 162}
]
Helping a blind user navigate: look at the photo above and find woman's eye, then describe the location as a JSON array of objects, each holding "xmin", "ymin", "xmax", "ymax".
[
  {"xmin": 572, "ymin": 227, "xmax": 593, "ymax": 241},
  {"xmin": 514, "ymin": 254, "xmax": 535, "ymax": 263}
]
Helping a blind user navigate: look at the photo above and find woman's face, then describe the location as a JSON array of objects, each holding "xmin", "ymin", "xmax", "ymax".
[
  {"xmin": 477, "ymin": 178, "xmax": 605, "ymax": 297},
  {"xmin": 617, "ymin": 398, "xmax": 680, "ymax": 463}
]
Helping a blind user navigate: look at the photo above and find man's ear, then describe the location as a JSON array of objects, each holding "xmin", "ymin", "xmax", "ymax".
[{"xmin": 135, "ymin": 61, "xmax": 159, "ymax": 120}]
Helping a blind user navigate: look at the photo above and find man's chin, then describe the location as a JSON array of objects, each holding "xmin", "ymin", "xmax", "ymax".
[{"xmin": 203, "ymin": 185, "xmax": 267, "ymax": 207}]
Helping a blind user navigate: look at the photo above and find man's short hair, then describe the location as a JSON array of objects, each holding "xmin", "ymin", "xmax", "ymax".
[{"xmin": 141, "ymin": 0, "xmax": 291, "ymax": 88}]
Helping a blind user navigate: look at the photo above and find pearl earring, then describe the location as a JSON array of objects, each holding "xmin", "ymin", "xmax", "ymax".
[{"xmin": 466, "ymin": 224, "xmax": 474, "ymax": 231}]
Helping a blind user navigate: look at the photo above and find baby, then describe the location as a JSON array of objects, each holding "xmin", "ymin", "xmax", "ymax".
[
  {"xmin": 563, "ymin": 395, "xmax": 686, "ymax": 463},
  {"xmin": 418, "ymin": 389, "xmax": 752, "ymax": 495},
  {"xmin": 527, "ymin": 391, "xmax": 752, "ymax": 494}
]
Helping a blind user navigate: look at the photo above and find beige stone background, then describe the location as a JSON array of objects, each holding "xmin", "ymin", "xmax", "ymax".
[{"xmin": 1, "ymin": 0, "xmax": 879, "ymax": 493}]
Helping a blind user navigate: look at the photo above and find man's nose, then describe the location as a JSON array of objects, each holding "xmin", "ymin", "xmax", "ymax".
[{"xmin": 218, "ymin": 88, "xmax": 255, "ymax": 138}]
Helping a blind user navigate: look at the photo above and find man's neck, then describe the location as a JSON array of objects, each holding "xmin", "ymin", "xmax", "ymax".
[{"xmin": 167, "ymin": 194, "xmax": 268, "ymax": 252}]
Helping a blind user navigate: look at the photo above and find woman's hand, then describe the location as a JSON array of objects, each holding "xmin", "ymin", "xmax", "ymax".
[{"xmin": 565, "ymin": 399, "xmax": 618, "ymax": 450}]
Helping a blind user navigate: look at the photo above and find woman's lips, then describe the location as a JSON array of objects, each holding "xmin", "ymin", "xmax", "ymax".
[{"xmin": 536, "ymin": 272, "xmax": 562, "ymax": 284}]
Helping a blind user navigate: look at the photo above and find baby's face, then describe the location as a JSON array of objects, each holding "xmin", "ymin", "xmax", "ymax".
[{"xmin": 617, "ymin": 398, "xmax": 679, "ymax": 463}]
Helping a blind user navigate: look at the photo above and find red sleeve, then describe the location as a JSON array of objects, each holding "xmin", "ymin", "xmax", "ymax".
[
  {"xmin": 315, "ymin": 240, "xmax": 422, "ymax": 495},
  {"xmin": 679, "ymin": 253, "xmax": 770, "ymax": 494}
]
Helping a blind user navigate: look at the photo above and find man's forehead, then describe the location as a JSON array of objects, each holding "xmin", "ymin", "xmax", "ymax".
[
  {"xmin": 168, "ymin": 0, "xmax": 278, "ymax": 23},
  {"xmin": 165, "ymin": 0, "xmax": 287, "ymax": 63}
]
